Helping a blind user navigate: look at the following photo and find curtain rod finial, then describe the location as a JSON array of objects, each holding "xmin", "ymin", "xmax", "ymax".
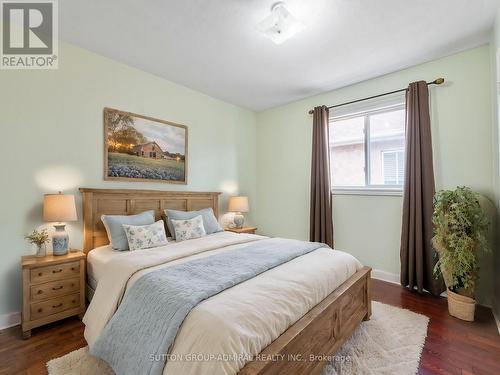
[{"xmin": 434, "ymin": 78, "xmax": 445, "ymax": 85}]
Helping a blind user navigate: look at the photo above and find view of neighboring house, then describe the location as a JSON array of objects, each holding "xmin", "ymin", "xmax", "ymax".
[
  {"xmin": 132, "ymin": 141, "xmax": 164, "ymax": 159},
  {"xmin": 330, "ymin": 107, "xmax": 405, "ymax": 187}
]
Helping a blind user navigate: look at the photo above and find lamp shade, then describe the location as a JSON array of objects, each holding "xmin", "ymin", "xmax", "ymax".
[
  {"xmin": 228, "ymin": 196, "xmax": 249, "ymax": 213},
  {"xmin": 43, "ymin": 193, "xmax": 77, "ymax": 222}
]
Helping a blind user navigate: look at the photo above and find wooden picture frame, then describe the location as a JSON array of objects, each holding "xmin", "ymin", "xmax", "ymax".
[{"xmin": 103, "ymin": 107, "xmax": 188, "ymax": 184}]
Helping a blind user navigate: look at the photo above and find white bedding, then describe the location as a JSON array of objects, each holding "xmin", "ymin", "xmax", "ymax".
[
  {"xmin": 84, "ymin": 231, "xmax": 362, "ymax": 375},
  {"xmin": 87, "ymin": 238, "xmax": 175, "ymax": 289},
  {"xmin": 87, "ymin": 244, "xmax": 136, "ymax": 290}
]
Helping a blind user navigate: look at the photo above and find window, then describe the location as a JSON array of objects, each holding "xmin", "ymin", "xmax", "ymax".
[
  {"xmin": 382, "ymin": 150, "xmax": 404, "ymax": 185},
  {"xmin": 329, "ymin": 95, "xmax": 406, "ymax": 194}
]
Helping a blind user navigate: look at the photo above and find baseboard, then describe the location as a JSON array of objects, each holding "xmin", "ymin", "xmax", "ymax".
[
  {"xmin": 371, "ymin": 269, "xmax": 400, "ymax": 284},
  {"xmin": 494, "ymin": 309, "xmax": 500, "ymax": 335},
  {"xmin": 0, "ymin": 312, "xmax": 20, "ymax": 330}
]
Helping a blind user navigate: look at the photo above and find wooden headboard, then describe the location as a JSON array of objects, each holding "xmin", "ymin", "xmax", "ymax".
[{"xmin": 79, "ymin": 188, "xmax": 221, "ymax": 253}]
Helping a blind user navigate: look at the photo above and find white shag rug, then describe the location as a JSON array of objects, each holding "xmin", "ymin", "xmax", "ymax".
[
  {"xmin": 322, "ymin": 302, "xmax": 429, "ymax": 375},
  {"xmin": 47, "ymin": 302, "xmax": 428, "ymax": 375}
]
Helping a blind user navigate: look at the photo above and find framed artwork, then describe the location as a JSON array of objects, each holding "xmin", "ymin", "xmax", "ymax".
[{"xmin": 103, "ymin": 108, "xmax": 188, "ymax": 184}]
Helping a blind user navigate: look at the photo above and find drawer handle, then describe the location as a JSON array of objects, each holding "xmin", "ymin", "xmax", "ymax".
[
  {"xmin": 52, "ymin": 286, "xmax": 63, "ymax": 291},
  {"xmin": 38, "ymin": 272, "xmax": 42, "ymax": 277},
  {"xmin": 52, "ymin": 303, "xmax": 63, "ymax": 308},
  {"xmin": 72, "ymin": 300, "xmax": 76, "ymax": 304},
  {"xmin": 52, "ymin": 269, "xmax": 63, "ymax": 274},
  {"xmin": 37, "ymin": 290, "xmax": 43, "ymax": 294},
  {"xmin": 71, "ymin": 267, "xmax": 75, "ymax": 271},
  {"xmin": 38, "ymin": 308, "xmax": 43, "ymax": 313}
]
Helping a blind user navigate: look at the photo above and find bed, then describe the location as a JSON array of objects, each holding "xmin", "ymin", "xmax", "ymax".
[{"xmin": 80, "ymin": 188, "xmax": 371, "ymax": 375}]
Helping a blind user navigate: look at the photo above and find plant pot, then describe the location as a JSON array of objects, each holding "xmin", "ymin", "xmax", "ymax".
[{"xmin": 447, "ymin": 288, "xmax": 475, "ymax": 321}]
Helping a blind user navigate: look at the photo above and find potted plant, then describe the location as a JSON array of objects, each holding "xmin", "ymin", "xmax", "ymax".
[
  {"xmin": 25, "ymin": 229, "xmax": 50, "ymax": 257},
  {"xmin": 432, "ymin": 187, "xmax": 490, "ymax": 321}
]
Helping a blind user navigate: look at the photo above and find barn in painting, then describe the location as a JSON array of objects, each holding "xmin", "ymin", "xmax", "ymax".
[{"xmin": 133, "ymin": 142, "xmax": 165, "ymax": 159}]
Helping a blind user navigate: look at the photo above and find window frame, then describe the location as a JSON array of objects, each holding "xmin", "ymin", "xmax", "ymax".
[{"xmin": 330, "ymin": 102, "xmax": 406, "ymax": 196}]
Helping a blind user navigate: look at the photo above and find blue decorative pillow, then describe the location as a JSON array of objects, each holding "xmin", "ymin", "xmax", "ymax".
[
  {"xmin": 101, "ymin": 210, "xmax": 155, "ymax": 251},
  {"xmin": 164, "ymin": 208, "xmax": 222, "ymax": 239},
  {"xmin": 122, "ymin": 220, "xmax": 168, "ymax": 251},
  {"xmin": 170, "ymin": 215, "xmax": 207, "ymax": 242}
]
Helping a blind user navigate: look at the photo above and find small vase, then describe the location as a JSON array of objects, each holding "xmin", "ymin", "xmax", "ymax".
[{"xmin": 35, "ymin": 244, "xmax": 46, "ymax": 258}]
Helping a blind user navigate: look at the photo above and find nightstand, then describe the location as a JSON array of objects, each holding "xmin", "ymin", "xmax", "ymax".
[
  {"xmin": 21, "ymin": 251, "xmax": 86, "ymax": 339},
  {"xmin": 225, "ymin": 227, "xmax": 257, "ymax": 234}
]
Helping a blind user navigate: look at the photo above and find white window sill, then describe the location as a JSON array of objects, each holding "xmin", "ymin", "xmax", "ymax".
[{"xmin": 332, "ymin": 188, "xmax": 403, "ymax": 197}]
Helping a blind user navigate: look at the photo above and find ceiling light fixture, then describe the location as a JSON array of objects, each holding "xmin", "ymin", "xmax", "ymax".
[{"xmin": 256, "ymin": 2, "xmax": 304, "ymax": 45}]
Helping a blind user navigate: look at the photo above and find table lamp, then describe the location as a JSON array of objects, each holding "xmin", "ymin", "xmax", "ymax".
[
  {"xmin": 228, "ymin": 196, "xmax": 249, "ymax": 228},
  {"xmin": 43, "ymin": 192, "xmax": 77, "ymax": 255}
]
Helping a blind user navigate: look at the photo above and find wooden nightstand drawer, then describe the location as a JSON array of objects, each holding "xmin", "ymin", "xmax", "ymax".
[
  {"xmin": 30, "ymin": 293, "xmax": 81, "ymax": 320},
  {"xmin": 30, "ymin": 261, "xmax": 80, "ymax": 284},
  {"xmin": 22, "ymin": 252, "xmax": 86, "ymax": 338},
  {"xmin": 30, "ymin": 278, "xmax": 80, "ymax": 302}
]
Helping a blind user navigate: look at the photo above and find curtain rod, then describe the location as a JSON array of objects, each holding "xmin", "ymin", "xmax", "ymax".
[{"xmin": 307, "ymin": 78, "xmax": 445, "ymax": 115}]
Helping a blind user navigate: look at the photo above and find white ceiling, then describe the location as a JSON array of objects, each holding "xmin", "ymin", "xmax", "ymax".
[{"xmin": 60, "ymin": 0, "xmax": 500, "ymax": 111}]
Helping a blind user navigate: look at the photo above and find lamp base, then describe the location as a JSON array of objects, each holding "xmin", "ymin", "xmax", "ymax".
[
  {"xmin": 52, "ymin": 224, "xmax": 69, "ymax": 256},
  {"xmin": 234, "ymin": 213, "xmax": 245, "ymax": 229}
]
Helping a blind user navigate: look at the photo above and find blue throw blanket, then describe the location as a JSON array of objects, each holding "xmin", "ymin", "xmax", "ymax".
[{"xmin": 91, "ymin": 238, "xmax": 326, "ymax": 375}]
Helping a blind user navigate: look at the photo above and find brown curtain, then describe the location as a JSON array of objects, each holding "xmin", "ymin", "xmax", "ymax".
[
  {"xmin": 400, "ymin": 81, "xmax": 445, "ymax": 296},
  {"xmin": 310, "ymin": 106, "xmax": 334, "ymax": 248}
]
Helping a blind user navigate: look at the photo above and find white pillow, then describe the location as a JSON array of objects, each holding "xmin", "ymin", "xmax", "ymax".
[
  {"xmin": 171, "ymin": 215, "xmax": 206, "ymax": 242},
  {"xmin": 122, "ymin": 220, "xmax": 168, "ymax": 251}
]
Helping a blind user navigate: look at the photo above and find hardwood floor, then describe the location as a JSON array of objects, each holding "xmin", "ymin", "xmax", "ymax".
[
  {"xmin": 0, "ymin": 279, "xmax": 499, "ymax": 375},
  {"xmin": 0, "ymin": 317, "xmax": 85, "ymax": 375},
  {"xmin": 372, "ymin": 279, "xmax": 500, "ymax": 375}
]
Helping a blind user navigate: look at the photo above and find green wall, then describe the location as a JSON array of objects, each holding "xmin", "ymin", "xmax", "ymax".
[
  {"xmin": 256, "ymin": 46, "xmax": 495, "ymax": 305},
  {"xmin": 491, "ymin": 10, "xmax": 500, "ymax": 324},
  {"xmin": 0, "ymin": 42, "xmax": 257, "ymax": 320},
  {"xmin": 0, "ymin": 39, "xmax": 498, "ymax": 325}
]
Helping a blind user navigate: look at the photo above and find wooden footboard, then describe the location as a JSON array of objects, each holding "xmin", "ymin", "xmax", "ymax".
[{"xmin": 238, "ymin": 266, "xmax": 372, "ymax": 375}]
